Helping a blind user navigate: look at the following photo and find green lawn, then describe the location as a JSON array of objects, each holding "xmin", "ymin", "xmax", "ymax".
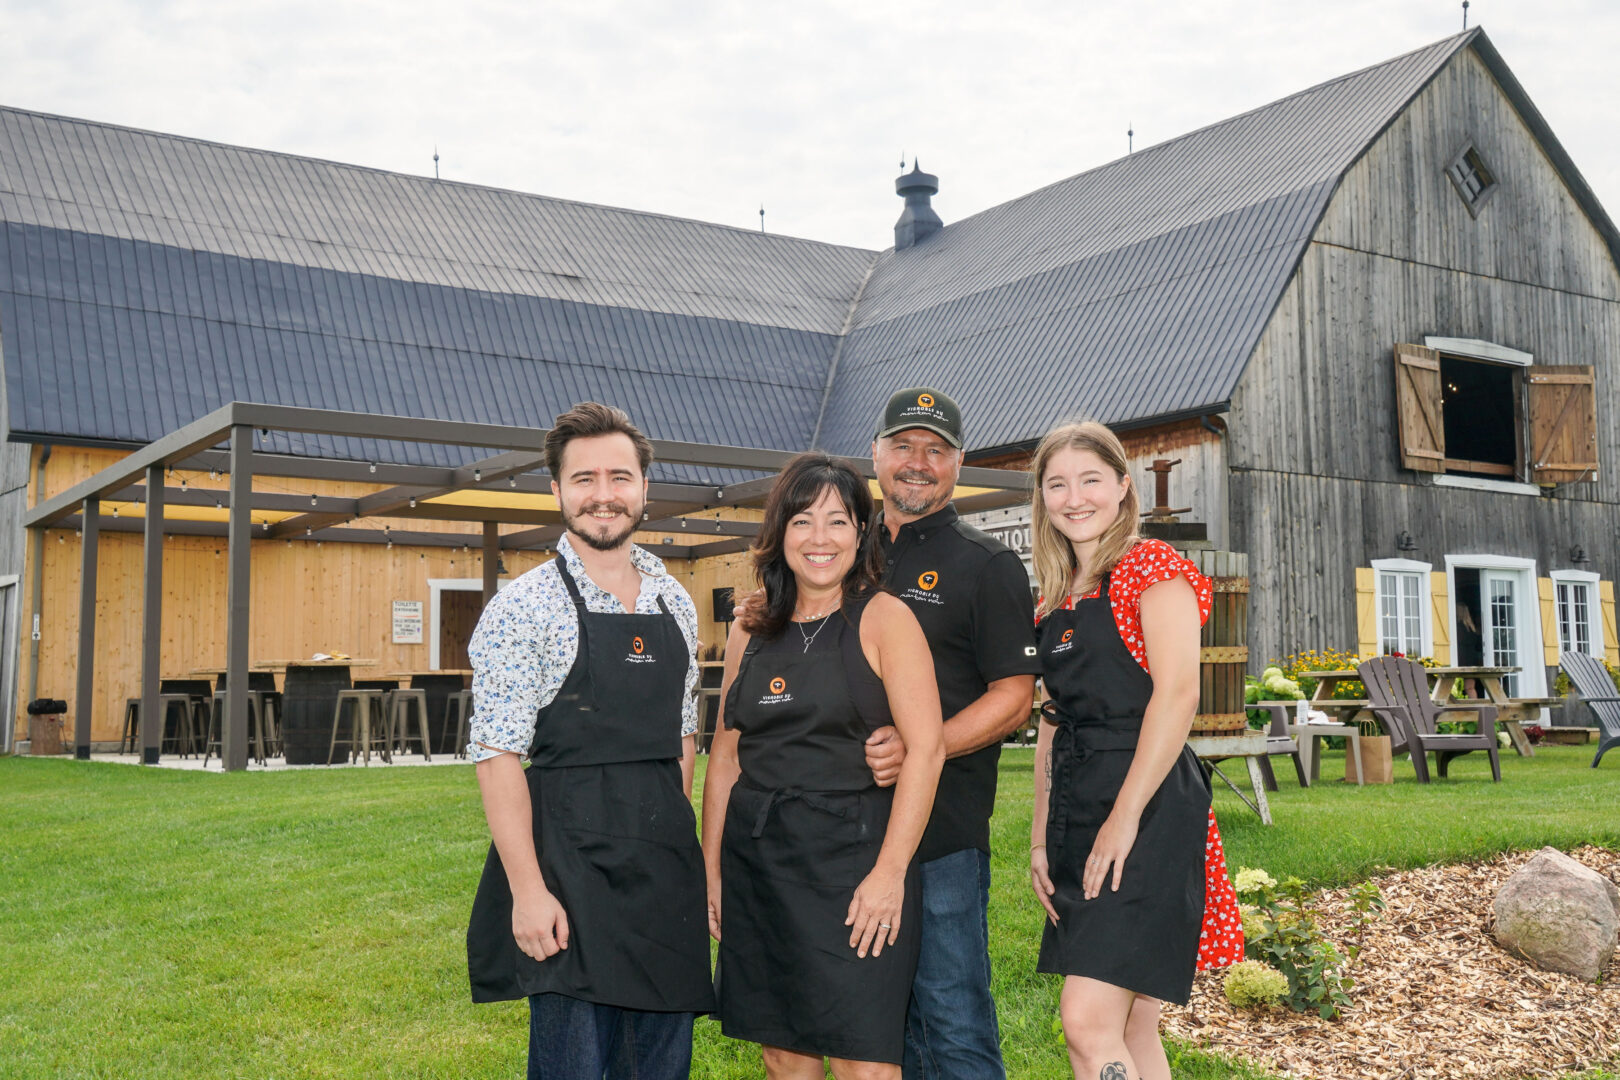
[{"xmin": 1, "ymin": 745, "xmax": 1615, "ymax": 1079}]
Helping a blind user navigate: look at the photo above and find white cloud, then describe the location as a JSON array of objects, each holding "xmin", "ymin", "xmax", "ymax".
[{"xmin": 0, "ymin": 0, "xmax": 1614, "ymax": 251}]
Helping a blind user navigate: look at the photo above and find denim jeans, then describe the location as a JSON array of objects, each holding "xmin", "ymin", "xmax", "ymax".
[
  {"xmin": 903, "ymin": 848, "xmax": 1006, "ymax": 1079},
  {"xmin": 527, "ymin": 993, "xmax": 694, "ymax": 1080}
]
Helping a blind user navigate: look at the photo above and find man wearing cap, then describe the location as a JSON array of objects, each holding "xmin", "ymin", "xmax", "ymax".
[{"xmin": 865, "ymin": 387, "xmax": 1039, "ymax": 1079}]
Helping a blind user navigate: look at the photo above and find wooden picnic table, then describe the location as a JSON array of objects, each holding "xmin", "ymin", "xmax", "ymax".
[{"xmin": 1300, "ymin": 666, "xmax": 1551, "ymax": 757}]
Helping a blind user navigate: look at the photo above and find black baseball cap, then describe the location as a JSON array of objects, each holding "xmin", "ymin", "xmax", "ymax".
[{"xmin": 875, "ymin": 387, "xmax": 963, "ymax": 448}]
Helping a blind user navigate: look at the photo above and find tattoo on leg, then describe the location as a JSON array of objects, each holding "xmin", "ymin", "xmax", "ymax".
[{"xmin": 1099, "ymin": 1063, "xmax": 1127, "ymax": 1080}]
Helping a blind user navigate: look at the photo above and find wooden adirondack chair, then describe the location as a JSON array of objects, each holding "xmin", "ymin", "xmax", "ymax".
[
  {"xmin": 1357, "ymin": 656, "xmax": 1502, "ymax": 783},
  {"xmin": 1558, "ymin": 651, "xmax": 1620, "ymax": 768}
]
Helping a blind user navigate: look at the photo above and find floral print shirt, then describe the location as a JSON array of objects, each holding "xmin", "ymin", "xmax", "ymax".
[{"xmin": 466, "ymin": 533, "xmax": 700, "ymax": 762}]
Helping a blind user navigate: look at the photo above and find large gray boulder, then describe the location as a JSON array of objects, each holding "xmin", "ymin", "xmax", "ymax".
[{"xmin": 1493, "ymin": 847, "xmax": 1620, "ymax": 982}]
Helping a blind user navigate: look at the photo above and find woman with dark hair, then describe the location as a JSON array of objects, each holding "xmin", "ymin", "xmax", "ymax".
[
  {"xmin": 1026, "ymin": 422, "xmax": 1242, "ymax": 1080},
  {"xmin": 702, "ymin": 452, "xmax": 944, "ymax": 1079}
]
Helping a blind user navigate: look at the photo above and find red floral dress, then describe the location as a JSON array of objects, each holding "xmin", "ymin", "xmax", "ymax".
[{"xmin": 1043, "ymin": 539, "xmax": 1245, "ymax": 970}]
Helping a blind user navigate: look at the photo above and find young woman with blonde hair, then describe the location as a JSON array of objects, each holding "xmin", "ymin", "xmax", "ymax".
[{"xmin": 1027, "ymin": 421, "xmax": 1242, "ymax": 1080}]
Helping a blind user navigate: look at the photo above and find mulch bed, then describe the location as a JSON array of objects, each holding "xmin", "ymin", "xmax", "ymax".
[{"xmin": 1163, "ymin": 847, "xmax": 1620, "ymax": 1079}]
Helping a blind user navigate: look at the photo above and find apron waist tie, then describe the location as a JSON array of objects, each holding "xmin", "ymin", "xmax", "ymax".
[
  {"xmin": 1047, "ymin": 711, "xmax": 1141, "ymax": 849},
  {"xmin": 747, "ymin": 785, "xmax": 854, "ymax": 838}
]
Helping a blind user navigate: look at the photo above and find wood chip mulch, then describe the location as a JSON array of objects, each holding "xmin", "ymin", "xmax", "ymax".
[{"xmin": 1162, "ymin": 847, "xmax": 1620, "ymax": 1080}]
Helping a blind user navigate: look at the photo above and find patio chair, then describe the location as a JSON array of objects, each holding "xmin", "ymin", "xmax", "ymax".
[
  {"xmin": 1357, "ymin": 656, "xmax": 1502, "ymax": 783},
  {"xmin": 1558, "ymin": 651, "xmax": 1620, "ymax": 767},
  {"xmin": 1251, "ymin": 702, "xmax": 1309, "ymax": 790}
]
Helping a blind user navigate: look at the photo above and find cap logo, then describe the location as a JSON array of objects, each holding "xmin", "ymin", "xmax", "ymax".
[
  {"xmin": 917, "ymin": 392, "xmax": 935, "ymax": 408},
  {"xmin": 918, "ymin": 571, "xmax": 939, "ymax": 591},
  {"xmin": 1061, "ymin": 629, "xmax": 1074, "ymax": 644},
  {"xmin": 632, "ymin": 636, "xmax": 645, "ymax": 654},
  {"xmin": 769, "ymin": 676, "xmax": 786, "ymax": 695}
]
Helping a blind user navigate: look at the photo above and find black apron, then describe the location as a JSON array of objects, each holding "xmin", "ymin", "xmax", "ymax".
[
  {"xmin": 466, "ymin": 559, "xmax": 714, "ymax": 1013},
  {"xmin": 1035, "ymin": 574, "xmax": 1210, "ymax": 1005},
  {"xmin": 716, "ymin": 607, "xmax": 920, "ymax": 1064}
]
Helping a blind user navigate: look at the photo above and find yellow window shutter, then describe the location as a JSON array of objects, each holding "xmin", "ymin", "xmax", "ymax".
[
  {"xmin": 1537, "ymin": 577, "xmax": 1560, "ymax": 665},
  {"xmin": 1429, "ymin": 571, "xmax": 1450, "ymax": 664},
  {"xmin": 1602, "ymin": 581, "xmax": 1619, "ymax": 667},
  {"xmin": 1355, "ymin": 567, "xmax": 1378, "ymax": 658}
]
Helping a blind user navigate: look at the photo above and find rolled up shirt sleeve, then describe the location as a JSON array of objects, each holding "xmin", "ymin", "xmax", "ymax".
[{"xmin": 467, "ymin": 586, "xmax": 550, "ymax": 762}]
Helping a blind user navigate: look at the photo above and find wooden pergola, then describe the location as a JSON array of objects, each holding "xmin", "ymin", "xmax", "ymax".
[{"xmin": 26, "ymin": 402, "xmax": 1031, "ymax": 771}]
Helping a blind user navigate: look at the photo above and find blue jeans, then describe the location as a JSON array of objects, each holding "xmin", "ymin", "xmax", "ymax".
[
  {"xmin": 527, "ymin": 993, "xmax": 694, "ymax": 1080},
  {"xmin": 903, "ymin": 848, "xmax": 1005, "ymax": 1079}
]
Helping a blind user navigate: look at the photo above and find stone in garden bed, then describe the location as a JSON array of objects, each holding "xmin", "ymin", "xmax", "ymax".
[
  {"xmin": 1163, "ymin": 847, "xmax": 1620, "ymax": 1080},
  {"xmin": 1494, "ymin": 846, "xmax": 1620, "ymax": 983}
]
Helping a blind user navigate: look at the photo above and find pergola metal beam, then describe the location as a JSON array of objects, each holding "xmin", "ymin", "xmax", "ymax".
[
  {"xmin": 139, "ymin": 465, "xmax": 164, "ymax": 765},
  {"xmin": 73, "ymin": 497, "xmax": 99, "ymax": 760},
  {"xmin": 223, "ymin": 428, "xmax": 252, "ymax": 772},
  {"xmin": 30, "ymin": 405, "xmax": 235, "ymax": 526}
]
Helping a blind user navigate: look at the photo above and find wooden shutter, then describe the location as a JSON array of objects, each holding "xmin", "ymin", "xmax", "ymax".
[
  {"xmin": 1355, "ymin": 567, "xmax": 1378, "ymax": 658},
  {"xmin": 1538, "ymin": 577, "xmax": 1560, "ymax": 665},
  {"xmin": 1394, "ymin": 344, "xmax": 1445, "ymax": 472},
  {"xmin": 1527, "ymin": 365, "xmax": 1598, "ymax": 483},
  {"xmin": 1601, "ymin": 581, "xmax": 1618, "ymax": 667},
  {"xmin": 1429, "ymin": 572, "xmax": 1451, "ymax": 664}
]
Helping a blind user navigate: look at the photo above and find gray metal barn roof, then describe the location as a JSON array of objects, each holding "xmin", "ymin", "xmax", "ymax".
[{"xmin": 4, "ymin": 28, "xmax": 1612, "ymax": 465}]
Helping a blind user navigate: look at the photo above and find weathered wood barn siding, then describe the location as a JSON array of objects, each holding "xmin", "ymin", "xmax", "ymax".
[{"xmin": 1226, "ymin": 46, "xmax": 1620, "ymax": 664}]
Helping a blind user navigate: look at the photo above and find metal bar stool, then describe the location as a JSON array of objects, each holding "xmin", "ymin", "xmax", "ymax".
[
  {"xmin": 385, "ymin": 689, "xmax": 432, "ymax": 761},
  {"xmin": 327, "ymin": 690, "xmax": 389, "ymax": 765},
  {"xmin": 125, "ymin": 694, "xmax": 201, "ymax": 757},
  {"xmin": 442, "ymin": 690, "xmax": 473, "ymax": 758},
  {"xmin": 205, "ymin": 692, "xmax": 268, "ymax": 766}
]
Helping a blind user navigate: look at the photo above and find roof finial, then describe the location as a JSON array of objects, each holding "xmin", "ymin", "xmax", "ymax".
[
  {"xmin": 899, "ymin": 151, "xmax": 906, "ymax": 170},
  {"xmin": 433, "ymin": 146, "xmax": 440, "ymax": 180},
  {"xmin": 759, "ymin": 203, "xmax": 765, "ymax": 233},
  {"xmin": 1128, "ymin": 122, "xmax": 1134, "ymax": 154},
  {"xmin": 1462, "ymin": 0, "xmax": 1469, "ymax": 29}
]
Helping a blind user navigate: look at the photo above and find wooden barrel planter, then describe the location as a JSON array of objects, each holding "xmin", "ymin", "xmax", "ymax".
[{"xmin": 1190, "ymin": 550, "xmax": 1249, "ymax": 737}]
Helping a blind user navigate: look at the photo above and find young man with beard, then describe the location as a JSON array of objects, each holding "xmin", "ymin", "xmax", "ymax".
[
  {"xmin": 465, "ymin": 402, "xmax": 714, "ymax": 1079},
  {"xmin": 864, "ymin": 388, "xmax": 1040, "ymax": 1079}
]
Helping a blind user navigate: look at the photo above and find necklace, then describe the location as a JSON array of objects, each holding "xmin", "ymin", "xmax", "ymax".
[{"xmin": 793, "ymin": 605, "xmax": 834, "ymax": 653}]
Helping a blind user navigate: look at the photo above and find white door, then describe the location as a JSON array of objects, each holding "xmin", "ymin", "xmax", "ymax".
[{"xmin": 1483, "ymin": 571, "xmax": 1521, "ymax": 696}]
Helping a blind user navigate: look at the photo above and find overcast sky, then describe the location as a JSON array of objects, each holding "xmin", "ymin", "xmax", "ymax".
[{"xmin": 2, "ymin": 1, "xmax": 1614, "ymax": 252}]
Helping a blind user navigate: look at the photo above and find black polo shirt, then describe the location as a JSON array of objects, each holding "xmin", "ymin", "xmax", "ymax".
[{"xmin": 880, "ymin": 504, "xmax": 1040, "ymax": 863}]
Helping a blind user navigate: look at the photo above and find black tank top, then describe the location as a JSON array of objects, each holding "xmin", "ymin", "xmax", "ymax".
[{"xmin": 725, "ymin": 597, "xmax": 892, "ymax": 791}]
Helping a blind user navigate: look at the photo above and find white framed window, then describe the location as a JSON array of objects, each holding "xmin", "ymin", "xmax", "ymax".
[
  {"xmin": 1371, "ymin": 558, "xmax": 1432, "ymax": 657},
  {"xmin": 1550, "ymin": 570, "xmax": 1603, "ymax": 660}
]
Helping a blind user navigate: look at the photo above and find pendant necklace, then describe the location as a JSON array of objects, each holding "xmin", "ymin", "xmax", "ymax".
[{"xmin": 794, "ymin": 604, "xmax": 834, "ymax": 653}]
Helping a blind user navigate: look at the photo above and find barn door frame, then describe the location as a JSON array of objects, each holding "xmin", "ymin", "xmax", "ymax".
[
  {"xmin": 1443, "ymin": 554, "xmax": 1547, "ymax": 699},
  {"xmin": 427, "ymin": 577, "xmax": 505, "ymax": 671}
]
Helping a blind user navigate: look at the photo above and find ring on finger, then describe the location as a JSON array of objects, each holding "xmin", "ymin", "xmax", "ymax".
[{"xmin": 879, "ymin": 921, "xmax": 891, "ymax": 929}]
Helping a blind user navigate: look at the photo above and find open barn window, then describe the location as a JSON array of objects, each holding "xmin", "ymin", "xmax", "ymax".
[
  {"xmin": 1441, "ymin": 355, "xmax": 1520, "ymax": 479},
  {"xmin": 1394, "ymin": 342, "xmax": 1598, "ymax": 486}
]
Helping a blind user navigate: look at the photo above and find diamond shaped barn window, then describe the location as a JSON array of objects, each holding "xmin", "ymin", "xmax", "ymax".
[{"xmin": 1446, "ymin": 143, "xmax": 1498, "ymax": 217}]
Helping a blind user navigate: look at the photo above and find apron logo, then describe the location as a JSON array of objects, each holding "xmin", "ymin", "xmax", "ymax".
[
  {"xmin": 1061, "ymin": 629, "xmax": 1074, "ymax": 644},
  {"xmin": 624, "ymin": 635, "xmax": 655, "ymax": 664},
  {"xmin": 917, "ymin": 571, "xmax": 939, "ymax": 591},
  {"xmin": 760, "ymin": 674, "xmax": 793, "ymax": 705},
  {"xmin": 1052, "ymin": 627, "xmax": 1076, "ymax": 654},
  {"xmin": 632, "ymin": 636, "xmax": 645, "ymax": 654},
  {"xmin": 917, "ymin": 392, "xmax": 935, "ymax": 408}
]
